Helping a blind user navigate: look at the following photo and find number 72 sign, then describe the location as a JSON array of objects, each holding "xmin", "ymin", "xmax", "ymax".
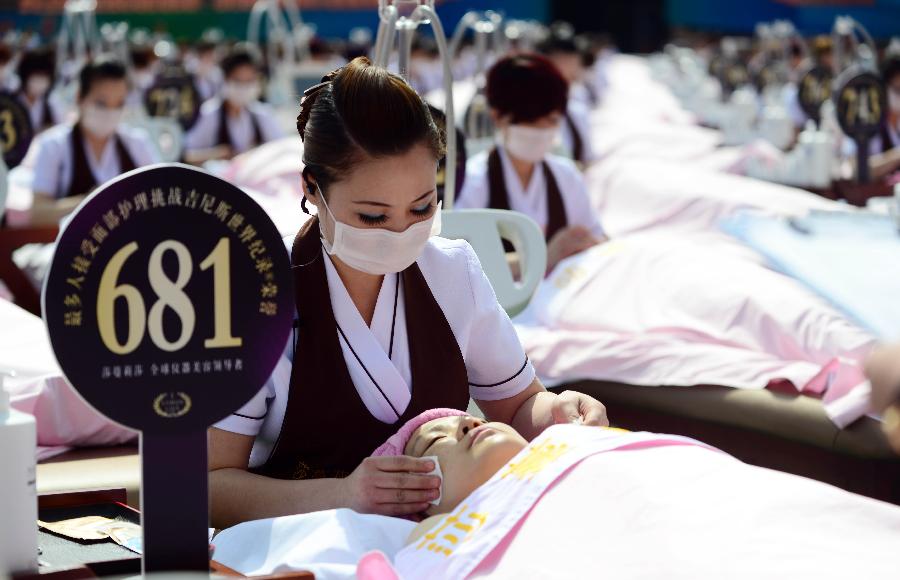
[{"xmin": 42, "ymin": 163, "xmax": 293, "ymax": 572}]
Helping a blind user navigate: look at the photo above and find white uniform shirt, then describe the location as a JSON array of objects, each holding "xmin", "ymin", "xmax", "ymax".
[
  {"xmin": 17, "ymin": 92, "xmax": 60, "ymax": 133},
  {"xmin": 184, "ymin": 97, "xmax": 285, "ymax": 155},
  {"xmin": 30, "ymin": 122, "xmax": 160, "ymax": 199},
  {"xmin": 561, "ymin": 99, "xmax": 596, "ymax": 163},
  {"xmin": 456, "ymin": 145, "xmax": 606, "ymax": 238},
  {"xmin": 214, "ymin": 236, "xmax": 536, "ymax": 468},
  {"xmin": 193, "ymin": 69, "xmax": 223, "ymax": 102}
]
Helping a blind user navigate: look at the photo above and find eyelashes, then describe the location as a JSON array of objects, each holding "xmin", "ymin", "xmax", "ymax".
[
  {"xmin": 423, "ymin": 435, "xmax": 444, "ymax": 454},
  {"xmin": 358, "ymin": 214, "xmax": 388, "ymax": 225},
  {"xmin": 356, "ymin": 202, "xmax": 436, "ymax": 226}
]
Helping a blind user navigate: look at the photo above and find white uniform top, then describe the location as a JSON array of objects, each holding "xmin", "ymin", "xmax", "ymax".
[
  {"xmin": 184, "ymin": 97, "xmax": 285, "ymax": 155},
  {"xmin": 561, "ymin": 99, "xmax": 597, "ymax": 163},
  {"xmin": 214, "ymin": 235, "xmax": 536, "ymax": 468},
  {"xmin": 456, "ymin": 145, "xmax": 606, "ymax": 238},
  {"xmin": 17, "ymin": 92, "xmax": 60, "ymax": 132},
  {"xmin": 192, "ymin": 69, "xmax": 224, "ymax": 102},
  {"xmin": 30, "ymin": 122, "xmax": 160, "ymax": 199}
]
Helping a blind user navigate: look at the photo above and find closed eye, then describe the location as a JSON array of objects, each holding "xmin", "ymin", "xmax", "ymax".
[
  {"xmin": 423, "ymin": 435, "xmax": 444, "ymax": 454},
  {"xmin": 358, "ymin": 213, "xmax": 388, "ymax": 225},
  {"xmin": 411, "ymin": 202, "xmax": 435, "ymax": 217}
]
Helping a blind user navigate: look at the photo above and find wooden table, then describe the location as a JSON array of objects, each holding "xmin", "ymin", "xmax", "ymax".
[{"xmin": 12, "ymin": 489, "xmax": 315, "ymax": 579}]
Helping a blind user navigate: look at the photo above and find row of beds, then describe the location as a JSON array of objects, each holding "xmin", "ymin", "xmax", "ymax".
[{"xmin": 4, "ymin": 55, "xmax": 898, "ymax": 512}]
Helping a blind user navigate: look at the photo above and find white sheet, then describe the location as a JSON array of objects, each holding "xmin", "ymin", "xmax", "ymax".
[{"xmin": 212, "ymin": 509, "xmax": 415, "ymax": 580}]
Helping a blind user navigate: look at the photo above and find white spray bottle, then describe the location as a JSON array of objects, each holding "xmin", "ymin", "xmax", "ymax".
[{"xmin": 0, "ymin": 371, "xmax": 38, "ymax": 575}]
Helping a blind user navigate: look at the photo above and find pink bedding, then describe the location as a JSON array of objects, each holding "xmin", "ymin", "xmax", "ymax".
[
  {"xmin": 1, "ymin": 299, "xmax": 136, "ymax": 459},
  {"xmin": 360, "ymin": 433, "xmax": 900, "ymax": 579},
  {"xmin": 586, "ymin": 155, "xmax": 840, "ymax": 237},
  {"xmin": 514, "ymin": 230, "xmax": 876, "ymax": 427}
]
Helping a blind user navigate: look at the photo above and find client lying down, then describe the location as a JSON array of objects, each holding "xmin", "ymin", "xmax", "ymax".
[{"xmin": 358, "ymin": 409, "xmax": 900, "ymax": 579}]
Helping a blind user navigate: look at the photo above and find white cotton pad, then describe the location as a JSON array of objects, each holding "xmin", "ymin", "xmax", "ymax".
[{"xmin": 422, "ymin": 456, "xmax": 443, "ymax": 506}]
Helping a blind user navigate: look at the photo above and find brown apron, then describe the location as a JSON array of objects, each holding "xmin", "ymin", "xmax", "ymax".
[
  {"xmin": 216, "ymin": 103, "xmax": 263, "ymax": 151},
  {"xmin": 486, "ymin": 147, "xmax": 568, "ymax": 243},
  {"xmin": 564, "ymin": 110, "xmax": 585, "ymax": 163},
  {"xmin": 67, "ymin": 122, "xmax": 136, "ymax": 198},
  {"xmin": 254, "ymin": 218, "xmax": 470, "ymax": 480}
]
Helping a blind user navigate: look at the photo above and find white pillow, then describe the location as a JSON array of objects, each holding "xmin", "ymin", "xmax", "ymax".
[{"xmin": 211, "ymin": 509, "xmax": 415, "ymax": 580}]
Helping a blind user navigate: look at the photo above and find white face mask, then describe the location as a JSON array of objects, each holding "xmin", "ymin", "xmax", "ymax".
[
  {"xmin": 317, "ymin": 184, "xmax": 442, "ymax": 275},
  {"xmin": 223, "ymin": 81, "xmax": 260, "ymax": 106},
  {"xmin": 503, "ymin": 124, "xmax": 558, "ymax": 163},
  {"xmin": 81, "ymin": 104, "xmax": 123, "ymax": 139},
  {"xmin": 26, "ymin": 75, "xmax": 51, "ymax": 98}
]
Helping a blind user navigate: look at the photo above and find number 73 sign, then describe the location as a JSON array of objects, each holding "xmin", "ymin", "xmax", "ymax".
[{"xmin": 42, "ymin": 164, "xmax": 293, "ymax": 572}]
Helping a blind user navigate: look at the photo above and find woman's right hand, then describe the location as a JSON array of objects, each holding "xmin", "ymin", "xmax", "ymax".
[
  {"xmin": 546, "ymin": 226, "xmax": 602, "ymax": 273},
  {"xmin": 340, "ymin": 456, "xmax": 441, "ymax": 516}
]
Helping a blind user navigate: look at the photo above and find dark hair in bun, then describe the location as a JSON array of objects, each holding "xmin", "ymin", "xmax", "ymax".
[{"xmin": 297, "ymin": 56, "xmax": 445, "ymax": 197}]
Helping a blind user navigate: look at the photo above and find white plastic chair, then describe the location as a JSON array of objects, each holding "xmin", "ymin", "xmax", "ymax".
[
  {"xmin": 439, "ymin": 209, "xmax": 546, "ymax": 317},
  {"xmin": 131, "ymin": 117, "xmax": 184, "ymax": 163}
]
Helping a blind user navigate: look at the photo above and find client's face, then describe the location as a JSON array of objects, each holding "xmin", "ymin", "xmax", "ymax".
[{"xmin": 405, "ymin": 415, "xmax": 527, "ymax": 514}]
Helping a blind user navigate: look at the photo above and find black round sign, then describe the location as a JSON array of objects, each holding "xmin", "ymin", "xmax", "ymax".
[
  {"xmin": 0, "ymin": 91, "xmax": 35, "ymax": 168},
  {"xmin": 428, "ymin": 104, "xmax": 467, "ymax": 202},
  {"xmin": 751, "ymin": 61, "xmax": 780, "ymax": 93},
  {"xmin": 833, "ymin": 66, "xmax": 885, "ymax": 140},
  {"xmin": 798, "ymin": 64, "xmax": 833, "ymax": 123},
  {"xmin": 43, "ymin": 164, "xmax": 293, "ymax": 432},
  {"xmin": 144, "ymin": 72, "xmax": 202, "ymax": 130},
  {"xmin": 713, "ymin": 59, "xmax": 750, "ymax": 97}
]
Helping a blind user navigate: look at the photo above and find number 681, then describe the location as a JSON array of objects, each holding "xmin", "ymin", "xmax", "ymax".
[{"xmin": 97, "ymin": 237, "xmax": 242, "ymax": 355}]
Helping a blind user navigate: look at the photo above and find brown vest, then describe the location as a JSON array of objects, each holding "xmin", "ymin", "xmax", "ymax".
[
  {"xmin": 254, "ymin": 218, "xmax": 470, "ymax": 480},
  {"xmin": 67, "ymin": 122, "xmax": 137, "ymax": 198},
  {"xmin": 486, "ymin": 147, "xmax": 568, "ymax": 242},
  {"xmin": 564, "ymin": 110, "xmax": 585, "ymax": 164},
  {"xmin": 216, "ymin": 103, "xmax": 263, "ymax": 151}
]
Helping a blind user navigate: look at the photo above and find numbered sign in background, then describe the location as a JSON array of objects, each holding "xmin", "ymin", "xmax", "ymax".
[
  {"xmin": 833, "ymin": 67, "xmax": 885, "ymax": 140},
  {"xmin": 43, "ymin": 163, "xmax": 293, "ymax": 433},
  {"xmin": 144, "ymin": 73, "xmax": 202, "ymax": 130},
  {"xmin": 0, "ymin": 91, "xmax": 35, "ymax": 168},
  {"xmin": 798, "ymin": 65, "xmax": 833, "ymax": 124}
]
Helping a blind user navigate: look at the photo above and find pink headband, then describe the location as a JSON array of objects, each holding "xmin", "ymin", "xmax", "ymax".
[{"xmin": 371, "ymin": 408, "xmax": 469, "ymax": 457}]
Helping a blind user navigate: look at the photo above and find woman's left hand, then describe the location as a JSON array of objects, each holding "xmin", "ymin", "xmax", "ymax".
[{"xmin": 551, "ymin": 390, "xmax": 609, "ymax": 427}]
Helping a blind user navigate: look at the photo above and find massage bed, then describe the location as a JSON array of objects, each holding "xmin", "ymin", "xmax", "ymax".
[{"xmin": 210, "ymin": 426, "xmax": 900, "ymax": 580}]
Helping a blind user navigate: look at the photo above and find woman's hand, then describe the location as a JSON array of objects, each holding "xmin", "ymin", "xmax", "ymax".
[
  {"xmin": 864, "ymin": 345, "xmax": 900, "ymax": 454},
  {"xmin": 551, "ymin": 390, "xmax": 609, "ymax": 427},
  {"xmin": 339, "ymin": 456, "xmax": 441, "ymax": 516},
  {"xmin": 546, "ymin": 226, "xmax": 601, "ymax": 273}
]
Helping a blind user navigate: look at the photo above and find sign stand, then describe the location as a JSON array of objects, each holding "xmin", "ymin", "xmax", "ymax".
[
  {"xmin": 43, "ymin": 163, "xmax": 293, "ymax": 574},
  {"xmin": 141, "ymin": 431, "xmax": 209, "ymax": 572}
]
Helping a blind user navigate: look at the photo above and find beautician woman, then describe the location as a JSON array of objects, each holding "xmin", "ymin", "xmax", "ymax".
[
  {"xmin": 209, "ymin": 57, "xmax": 608, "ymax": 528},
  {"xmin": 456, "ymin": 53, "xmax": 608, "ymax": 273}
]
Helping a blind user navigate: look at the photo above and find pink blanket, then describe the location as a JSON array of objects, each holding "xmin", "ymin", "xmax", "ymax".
[
  {"xmin": 359, "ymin": 441, "xmax": 900, "ymax": 579},
  {"xmin": 514, "ymin": 230, "xmax": 876, "ymax": 426},
  {"xmin": 586, "ymin": 156, "xmax": 840, "ymax": 238},
  {"xmin": 1, "ymin": 299, "xmax": 136, "ymax": 460}
]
